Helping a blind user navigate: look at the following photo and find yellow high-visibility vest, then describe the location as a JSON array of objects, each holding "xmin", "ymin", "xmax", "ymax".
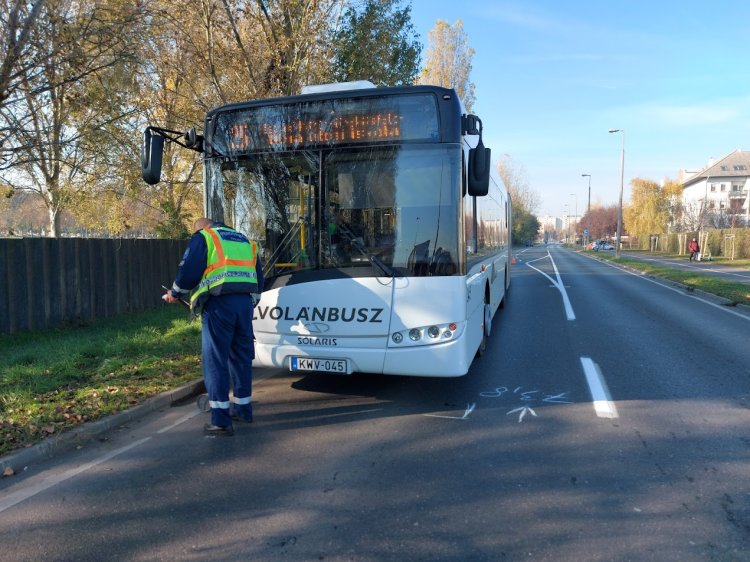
[{"xmin": 190, "ymin": 226, "xmax": 258, "ymax": 313}]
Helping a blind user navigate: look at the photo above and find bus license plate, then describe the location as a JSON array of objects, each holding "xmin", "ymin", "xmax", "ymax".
[{"xmin": 291, "ymin": 357, "xmax": 348, "ymax": 374}]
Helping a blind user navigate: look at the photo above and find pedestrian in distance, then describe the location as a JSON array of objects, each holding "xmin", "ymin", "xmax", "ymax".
[
  {"xmin": 163, "ymin": 217, "xmax": 264, "ymax": 436},
  {"xmin": 688, "ymin": 237, "xmax": 700, "ymax": 262}
]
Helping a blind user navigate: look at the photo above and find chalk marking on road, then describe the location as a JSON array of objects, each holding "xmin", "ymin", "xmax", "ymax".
[
  {"xmin": 525, "ymin": 251, "xmax": 576, "ymax": 321},
  {"xmin": 424, "ymin": 402, "xmax": 476, "ymax": 420},
  {"xmin": 507, "ymin": 406, "xmax": 537, "ymax": 423},
  {"xmin": 0, "ymin": 437, "xmax": 152, "ymax": 514},
  {"xmin": 542, "ymin": 392, "xmax": 573, "ymax": 404},
  {"xmin": 580, "ymin": 356, "xmax": 618, "ymax": 419},
  {"xmin": 480, "ymin": 386, "xmax": 508, "ymax": 398},
  {"xmin": 479, "ymin": 385, "xmax": 572, "ymax": 423}
]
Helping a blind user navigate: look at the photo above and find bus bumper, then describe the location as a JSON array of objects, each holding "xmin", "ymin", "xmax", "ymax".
[{"xmin": 253, "ymin": 335, "xmax": 472, "ymax": 378}]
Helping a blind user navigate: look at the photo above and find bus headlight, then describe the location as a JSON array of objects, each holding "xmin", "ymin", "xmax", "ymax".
[{"xmin": 389, "ymin": 322, "xmax": 464, "ymax": 347}]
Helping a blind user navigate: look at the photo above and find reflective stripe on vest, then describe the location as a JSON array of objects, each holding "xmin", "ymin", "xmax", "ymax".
[{"xmin": 190, "ymin": 227, "xmax": 258, "ymax": 311}]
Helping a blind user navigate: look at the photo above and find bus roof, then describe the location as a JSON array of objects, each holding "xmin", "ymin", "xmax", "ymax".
[{"xmin": 205, "ymin": 84, "xmax": 460, "ymax": 119}]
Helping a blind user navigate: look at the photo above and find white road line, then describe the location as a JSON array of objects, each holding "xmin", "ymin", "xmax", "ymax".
[
  {"xmin": 580, "ymin": 357, "xmax": 618, "ymax": 419},
  {"xmin": 525, "ymin": 250, "xmax": 576, "ymax": 320},
  {"xmin": 0, "ymin": 437, "xmax": 151, "ymax": 514},
  {"xmin": 0, "ymin": 409, "xmax": 204, "ymax": 514},
  {"xmin": 156, "ymin": 409, "xmax": 202, "ymax": 433}
]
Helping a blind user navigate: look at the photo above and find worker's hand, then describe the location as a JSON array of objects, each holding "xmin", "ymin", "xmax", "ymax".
[{"xmin": 162, "ymin": 291, "xmax": 179, "ymax": 304}]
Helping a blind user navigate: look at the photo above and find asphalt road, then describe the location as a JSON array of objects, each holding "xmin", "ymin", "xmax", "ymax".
[{"xmin": 1, "ymin": 246, "xmax": 749, "ymax": 561}]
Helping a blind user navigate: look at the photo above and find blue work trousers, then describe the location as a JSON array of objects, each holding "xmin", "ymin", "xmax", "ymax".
[{"xmin": 200, "ymin": 294, "xmax": 255, "ymax": 427}]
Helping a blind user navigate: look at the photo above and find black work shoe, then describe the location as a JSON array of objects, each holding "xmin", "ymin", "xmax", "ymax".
[
  {"xmin": 203, "ymin": 423, "xmax": 234, "ymax": 436},
  {"xmin": 231, "ymin": 413, "xmax": 253, "ymax": 423}
]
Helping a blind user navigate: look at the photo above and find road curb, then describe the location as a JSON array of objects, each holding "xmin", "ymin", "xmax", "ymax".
[{"xmin": 0, "ymin": 378, "xmax": 204, "ymax": 476}]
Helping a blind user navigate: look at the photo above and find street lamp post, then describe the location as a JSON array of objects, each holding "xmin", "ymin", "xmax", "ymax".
[
  {"xmin": 608, "ymin": 129, "xmax": 625, "ymax": 258},
  {"xmin": 569, "ymin": 193, "xmax": 578, "ymax": 245},
  {"xmin": 582, "ymin": 174, "xmax": 591, "ymax": 246}
]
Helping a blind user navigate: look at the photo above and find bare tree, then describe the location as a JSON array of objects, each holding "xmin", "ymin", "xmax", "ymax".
[
  {"xmin": 580, "ymin": 205, "xmax": 618, "ymax": 241},
  {"xmin": 495, "ymin": 154, "xmax": 539, "ymax": 214},
  {"xmin": 0, "ymin": 0, "xmax": 45, "ymax": 110},
  {"xmin": 0, "ymin": 0, "xmax": 145, "ymax": 236}
]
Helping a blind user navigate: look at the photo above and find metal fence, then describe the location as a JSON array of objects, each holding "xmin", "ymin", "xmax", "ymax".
[{"xmin": 0, "ymin": 238, "xmax": 188, "ymax": 335}]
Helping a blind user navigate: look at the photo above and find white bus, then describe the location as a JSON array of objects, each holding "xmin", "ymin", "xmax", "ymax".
[{"xmin": 143, "ymin": 82, "xmax": 511, "ymax": 377}]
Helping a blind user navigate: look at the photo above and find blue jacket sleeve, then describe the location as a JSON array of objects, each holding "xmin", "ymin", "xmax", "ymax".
[{"xmin": 171, "ymin": 232, "xmax": 207, "ymax": 295}]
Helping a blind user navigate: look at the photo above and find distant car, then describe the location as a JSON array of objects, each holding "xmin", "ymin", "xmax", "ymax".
[
  {"xmin": 525, "ymin": 240, "xmax": 534, "ymax": 247},
  {"xmin": 600, "ymin": 243, "xmax": 614, "ymax": 250}
]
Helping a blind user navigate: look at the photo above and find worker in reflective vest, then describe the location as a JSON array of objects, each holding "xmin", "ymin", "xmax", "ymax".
[{"xmin": 164, "ymin": 217, "xmax": 264, "ymax": 436}]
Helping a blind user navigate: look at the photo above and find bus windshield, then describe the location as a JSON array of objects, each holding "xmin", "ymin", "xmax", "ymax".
[{"xmin": 207, "ymin": 144, "xmax": 462, "ymax": 286}]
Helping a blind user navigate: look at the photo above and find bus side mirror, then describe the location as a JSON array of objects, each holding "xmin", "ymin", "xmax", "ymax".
[
  {"xmin": 141, "ymin": 128, "xmax": 164, "ymax": 185},
  {"xmin": 468, "ymin": 140, "xmax": 490, "ymax": 196}
]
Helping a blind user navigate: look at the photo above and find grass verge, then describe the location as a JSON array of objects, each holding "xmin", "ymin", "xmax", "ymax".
[
  {"xmin": 0, "ymin": 306, "xmax": 202, "ymax": 458},
  {"xmin": 619, "ymin": 249, "xmax": 750, "ymax": 269},
  {"xmin": 587, "ymin": 251, "xmax": 750, "ymax": 305}
]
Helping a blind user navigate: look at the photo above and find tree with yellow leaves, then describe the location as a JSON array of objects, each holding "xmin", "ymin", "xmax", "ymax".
[
  {"xmin": 418, "ymin": 19, "xmax": 476, "ymax": 112},
  {"xmin": 624, "ymin": 178, "xmax": 683, "ymax": 241}
]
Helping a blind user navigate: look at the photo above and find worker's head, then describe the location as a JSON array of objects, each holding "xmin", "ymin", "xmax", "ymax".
[
  {"xmin": 193, "ymin": 217, "xmax": 214, "ymax": 231},
  {"xmin": 692, "ymin": 238, "xmax": 697, "ymax": 241}
]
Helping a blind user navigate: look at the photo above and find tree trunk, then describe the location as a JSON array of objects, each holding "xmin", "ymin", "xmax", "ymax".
[{"xmin": 48, "ymin": 205, "xmax": 61, "ymax": 238}]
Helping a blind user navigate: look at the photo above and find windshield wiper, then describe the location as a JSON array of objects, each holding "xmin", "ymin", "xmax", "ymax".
[{"xmin": 326, "ymin": 210, "xmax": 396, "ymax": 277}]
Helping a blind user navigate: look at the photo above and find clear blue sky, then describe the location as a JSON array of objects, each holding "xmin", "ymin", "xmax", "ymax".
[{"xmin": 409, "ymin": 0, "xmax": 750, "ymax": 218}]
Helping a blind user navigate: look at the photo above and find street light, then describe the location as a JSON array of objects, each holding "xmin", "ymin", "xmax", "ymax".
[
  {"xmin": 582, "ymin": 174, "xmax": 591, "ymax": 246},
  {"xmin": 569, "ymin": 193, "xmax": 578, "ymax": 245},
  {"xmin": 608, "ymin": 129, "xmax": 625, "ymax": 257}
]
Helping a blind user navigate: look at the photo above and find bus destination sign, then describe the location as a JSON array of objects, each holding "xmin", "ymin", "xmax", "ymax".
[
  {"xmin": 229, "ymin": 111, "xmax": 403, "ymax": 151},
  {"xmin": 213, "ymin": 94, "xmax": 440, "ymax": 153}
]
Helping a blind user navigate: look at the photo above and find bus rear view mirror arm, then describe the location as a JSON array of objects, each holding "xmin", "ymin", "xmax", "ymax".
[{"xmin": 141, "ymin": 126, "xmax": 205, "ymax": 185}]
